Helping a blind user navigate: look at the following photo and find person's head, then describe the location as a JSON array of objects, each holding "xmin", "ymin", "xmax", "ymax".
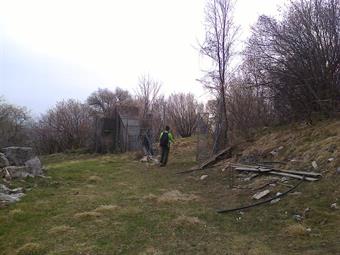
[{"xmin": 165, "ymin": 126, "xmax": 170, "ymax": 131}]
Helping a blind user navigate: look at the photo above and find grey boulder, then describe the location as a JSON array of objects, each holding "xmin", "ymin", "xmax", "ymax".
[
  {"xmin": 2, "ymin": 147, "xmax": 34, "ymax": 166},
  {"xmin": 25, "ymin": 157, "xmax": 43, "ymax": 176},
  {"xmin": 4, "ymin": 166, "xmax": 33, "ymax": 178},
  {"xmin": 0, "ymin": 192, "xmax": 25, "ymax": 203},
  {"xmin": 0, "ymin": 153, "xmax": 9, "ymax": 168}
]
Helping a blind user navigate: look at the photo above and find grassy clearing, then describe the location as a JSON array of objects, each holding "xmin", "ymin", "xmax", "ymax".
[{"xmin": 0, "ymin": 129, "xmax": 339, "ymax": 254}]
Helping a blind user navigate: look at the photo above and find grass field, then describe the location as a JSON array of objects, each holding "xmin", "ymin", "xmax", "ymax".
[{"xmin": 0, "ymin": 136, "xmax": 339, "ymax": 255}]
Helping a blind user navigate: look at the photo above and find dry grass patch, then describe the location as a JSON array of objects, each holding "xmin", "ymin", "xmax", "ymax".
[
  {"xmin": 174, "ymin": 215, "xmax": 205, "ymax": 225},
  {"xmin": 74, "ymin": 211, "xmax": 102, "ymax": 220},
  {"xmin": 9, "ymin": 208, "xmax": 23, "ymax": 216},
  {"xmin": 157, "ymin": 190, "xmax": 199, "ymax": 203},
  {"xmin": 138, "ymin": 247, "xmax": 163, "ymax": 255},
  {"xmin": 48, "ymin": 225, "xmax": 74, "ymax": 235},
  {"xmin": 94, "ymin": 204, "xmax": 119, "ymax": 213},
  {"xmin": 16, "ymin": 242, "xmax": 45, "ymax": 255},
  {"xmin": 248, "ymin": 246, "xmax": 272, "ymax": 255},
  {"xmin": 87, "ymin": 175, "xmax": 103, "ymax": 183},
  {"xmin": 284, "ymin": 223, "xmax": 307, "ymax": 237},
  {"xmin": 143, "ymin": 193, "xmax": 158, "ymax": 200}
]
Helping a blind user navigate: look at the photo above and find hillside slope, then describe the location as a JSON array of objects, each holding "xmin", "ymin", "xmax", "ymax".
[{"xmin": 236, "ymin": 119, "xmax": 340, "ymax": 177}]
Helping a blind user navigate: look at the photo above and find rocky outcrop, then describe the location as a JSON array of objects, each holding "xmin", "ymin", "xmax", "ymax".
[
  {"xmin": 0, "ymin": 184, "xmax": 25, "ymax": 203},
  {"xmin": 4, "ymin": 166, "xmax": 33, "ymax": 178},
  {"xmin": 25, "ymin": 157, "xmax": 43, "ymax": 176},
  {"xmin": 0, "ymin": 153, "xmax": 9, "ymax": 168},
  {"xmin": 0, "ymin": 147, "xmax": 43, "ymax": 179},
  {"xmin": 0, "ymin": 147, "xmax": 44, "ymax": 205},
  {"xmin": 2, "ymin": 147, "xmax": 34, "ymax": 166}
]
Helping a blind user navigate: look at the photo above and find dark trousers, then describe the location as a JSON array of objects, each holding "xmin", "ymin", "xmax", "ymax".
[{"xmin": 160, "ymin": 146, "xmax": 170, "ymax": 165}]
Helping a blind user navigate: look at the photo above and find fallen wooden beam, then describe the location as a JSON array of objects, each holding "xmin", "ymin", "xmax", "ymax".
[
  {"xmin": 234, "ymin": 167, "xmax": 319, "ymax": 181},
  {"xmin": 268, "ymin": 171, "xmax": 319, "ymax": 182},
  {"xmin": 177, "ymin": 146, "xmax": 233, "ymax": 174},
  {"xmin": 270, "ymin": 168, "xmax": 322, "ymax": 177},
  {"xmin": 234, "ymin": 167, "xmax": 272, "ymax": 173},
  {"xmin": 231, "ymin": 163, "xmax": 321, "ymax": 178},
  {"xmin": 199, "ymin": 146, "xmax": 233, "ymax": 169}
]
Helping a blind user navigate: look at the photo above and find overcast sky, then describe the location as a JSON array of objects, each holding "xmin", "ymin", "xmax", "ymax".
[{"xmin": 0, "ymin": 0, "xmax": 285, "ymax": 115}]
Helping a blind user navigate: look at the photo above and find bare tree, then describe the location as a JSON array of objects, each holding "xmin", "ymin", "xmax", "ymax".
[
  {"xmin": 150, "ymin": 95, "xmax": 167, "ymax": 136},
  {"xmin": 167, "ymin": 93, "xmax": 200, "ymax": 137},
  {"xmin": 87, "ymin": 87, "xmax": 133, "ymax": 117},
  {"xmin": 34, "ymin": 99, "xmax": 93, "ymax": 154},
  {"xmin": 0, "ymin": 98, "xmax": 31, "ymax": 147},
  {"xmin": 247, "ymin": 0, "xmax": 340, "ymax": 122},
  {"xmin": 135, "ymin": 74, "xmax": 162, "ymax": 118},
  {"xmin": 200, "ymin": 0, "xmax": 239, "ymax": 152}
]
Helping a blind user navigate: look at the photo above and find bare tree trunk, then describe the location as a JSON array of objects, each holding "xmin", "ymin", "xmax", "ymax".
[{"xmin": 199, "ymin": 0, "xmax": 238, "ymax": 153}]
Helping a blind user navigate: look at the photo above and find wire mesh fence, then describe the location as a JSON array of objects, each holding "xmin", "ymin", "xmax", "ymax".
[{"xmin": 94, "ymin": 108, "xmax": 156, "ymax": 154}]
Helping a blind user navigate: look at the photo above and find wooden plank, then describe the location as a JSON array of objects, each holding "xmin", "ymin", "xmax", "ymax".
[
  {"xmin": 268, "ymin": 171, "xmax": 319, "ymax": 182},
  {"xmin": 232, "ymin": 163, "xmax": 321, "ymax": 178},
  {"xmin": 199, "ymin": 146, "xmax": 233, "ymax": 169},
  {"xmin": 234, "ymin": 167, "xmax": 271, "ymax": 173},
  {"xmin": 271, "ymin": 168, "xmax": 322, "ymax": 177},
  {"xmin": 253, "ymin": 189, "xmax": 270, "ymax": 200},
  {"xmin": 234, "ymin": 167, "xmax": 319, "ymax": 181}
]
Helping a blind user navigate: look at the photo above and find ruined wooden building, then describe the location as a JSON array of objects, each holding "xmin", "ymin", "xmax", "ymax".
[{"xmin": 94, "ymin": 106, "xmax": 152, "ymax": 153}]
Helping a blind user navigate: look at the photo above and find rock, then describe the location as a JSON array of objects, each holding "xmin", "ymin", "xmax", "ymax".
[
  {"xmin": 140, "ymin": 156, "xmax": 149, "ymax": 162},
  {"xmin": 270, "ymin": 146, "xmax": 284, "ymax": 157},
  {"xmin": 303, "ymin": 207, "xmax": 311, "ymax": 217},
  {"xmin": 292, "ymin": 214, "xmax": 303, "ymax": 222},
  {"xmin": 200, "ymin": 175, "xmax": 208, "ymax": 180},
  {"xmin": 149, "ymin": 156, "xmax": 159, "ymax": 165},
  {"xmin": 0, "ymin": 184, "xmax": 23, "ymax": 194},
  {"xmin": 306, "ymin": 227, "xmax": 312, "ymax": 232},
  {"xmin": 270, "ymin": 150, "xmax": 279, "ymax": 156},
  {"xmin": 25, "ymin": 157, "xmax": 43, "ymax": 176},
  {"xmin": 270, "ymin": 198, "xmax": 281, "ymax": 204},
  {"xmin": 0, "ymin": 184, "xmax": 25, "ymax": 203},
  {"xmin": 281, "ymin": 177, "xmax": 290, "ymax": 182},
  {"xmin": 4, "ymin": 166, "xmax": 33, "ymax": 178},
  {"xmin": 328, "ymin": 158, "xmax": 335, "ymax": 162},
  {"xmin": 10, "ymin": 187, "xmax": 24, "ymax": 193},
  {"xmin": 312, "ymin": 161, "xmax": 318, "ymax": 169},
  {"xmin": 253, "ymin": 189, "xmax": 270, "ymax": 200},
  {"xmin": 0, "ymin": 184, "xmax": 11, "ymax": 194},
  {"xmin": 2, "ymin": 147, "xmax": 34, "ymax": 166},
  {"xmin": 330, "ymin": 203, "xmax": 338, "ymax": 209},
  {"xmin": 0, "ymin": 153, "xmax": 9, "ymax": 168},
  {"xmin": 336, "ymin": 167, "xmax": 340, "ymax": 174},
  {"xmin": 0, "ymin": 192, "xmax": 25, "ymax": 203}
]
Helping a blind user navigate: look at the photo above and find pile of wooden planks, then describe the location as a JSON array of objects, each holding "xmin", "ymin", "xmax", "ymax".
[{"xmin": 231, "ymin": 163, "xmax": 322, "ymax": 182}]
